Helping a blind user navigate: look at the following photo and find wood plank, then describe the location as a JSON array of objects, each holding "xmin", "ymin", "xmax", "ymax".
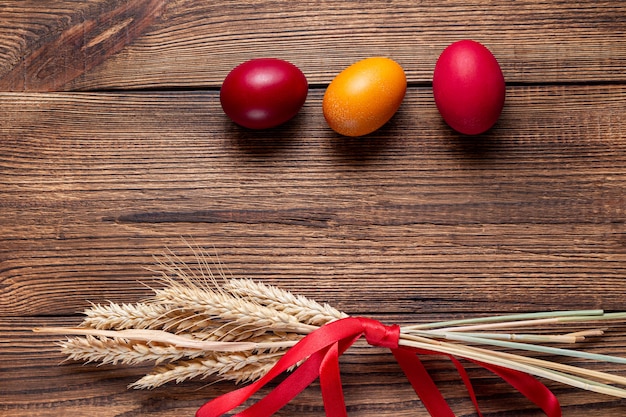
[
  {"xmin": 2, "ymin": 316, "xmax": 626, "ymax": 416},
  {"xmin": 1, "ymin": 223, "xmax": 625, "ymax": 316},
  {"xmin": 0, "ymin": 0, "xmax": 165, "ymax": 91},
  {"xmin": 60, "ymin": 1, "xmax": 626, "ymax": 88},
  {"xmin": 1, "ymin": 85, "xmax": 624, "ymax": 316},
  {"xmin": 1, "ymin": 1, "xmax": 626, "ymax": 90}
]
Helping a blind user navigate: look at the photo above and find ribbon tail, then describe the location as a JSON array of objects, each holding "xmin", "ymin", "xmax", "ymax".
[
  {"xmin": 319, "ymin": 335, "xmax": 363, "ymax": 417},
  {"xmin": 196, "ymin": 349, "xmax": 323, "ymax": 417},
  {"xmin": 320, "ymin": 342, "xmax": 348, "ymax": 417},
  {"xmin": 476, "ymin": 361, "xmax": 562, "ymax": 417},
  {"xmin": 195, "ymin": 377, "xmax": 265, "ymax": 417},
  {"xmin": 447, "ymin": 356, "xmax": 483, "ymax": 417},
  {"xmin": 236, "ymin": 347, "xmax": 331, "ymax": 417},
  {"xmin": 391, "ymin": 348, "xmax": 456, "ymax": 417}
]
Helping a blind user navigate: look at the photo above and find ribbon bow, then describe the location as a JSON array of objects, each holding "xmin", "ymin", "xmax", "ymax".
[{"xmin": 196, "ymin": 317, "xmax": 562, "ymax": 417}]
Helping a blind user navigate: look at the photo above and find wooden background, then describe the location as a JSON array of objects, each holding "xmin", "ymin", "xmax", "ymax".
[{"xmin": 1, "ymin": 1, "xmax": 625, "ymax": 416}]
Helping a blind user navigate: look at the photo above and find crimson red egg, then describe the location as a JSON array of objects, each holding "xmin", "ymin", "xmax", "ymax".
[
  {"xmin": 220, "ymin": 58, "xmax": 308, "ymax": 129},
  {"xmin": 433, "ymin": 40, "xmax": 505, "ymax": 135}
]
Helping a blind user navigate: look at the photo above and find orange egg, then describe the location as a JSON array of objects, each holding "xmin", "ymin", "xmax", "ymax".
[{"xmin": 323, "ymin": 57, "xmax": 407, "ymax": 137}]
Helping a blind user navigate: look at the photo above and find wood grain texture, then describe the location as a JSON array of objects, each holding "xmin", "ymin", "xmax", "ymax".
[
  {"xmin": 0, "ymin": 1, "xmax": 626, "ymax": 90},
  {"xmin": 1, "ymin": 1, "xmax": 626, "ymax": 416},
  {"xmin": 63, "ymin": 1, "xmax": 626, "ymax": 88},
  {"xmin": 1, "ymin": 86, "xmax": 624, "ymax": 318},
  {"xmin": 0, "ymin": 0, "xmax": 165, "ymax": 91}
]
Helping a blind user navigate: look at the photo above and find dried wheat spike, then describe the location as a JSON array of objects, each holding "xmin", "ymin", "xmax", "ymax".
[
  {"xmin": 82, "ymin": 302, "xmax": 173, "ymax": 330},
  {"xmin": 59, "ymin": 335, "xmax": 206, "ymax": 366},
  {"xmin": 225, "ymin": 278, "xmax": 348, "ymax": 326},
  {"xmin": 129, "ymin": 351, "xmax": 284, "ymax": 389},
  {"xmin": 153, "ymin": 279, "xmax": 316, "ymax": 334}
]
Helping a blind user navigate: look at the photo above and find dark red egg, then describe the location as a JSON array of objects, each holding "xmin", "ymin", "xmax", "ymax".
[{"xmin": 220, "ymin": 58, "xmax": 308, "ymax": 129}]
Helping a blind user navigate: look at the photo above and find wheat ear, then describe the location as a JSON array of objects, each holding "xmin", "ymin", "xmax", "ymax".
[
  {"xmin": 59, "ymin": 335, "xmax": 206, "ymax": 365},
  {"xmin": 153, "ymin": 279, "xmax": 317, "ymax": 335},
  {"xmin": 81, "ymin": 302, "xmax": 175, "ymax": 330},
  {"xmin": 129, "ymin": 351, "xmax": 285, "ymax": 389},
  {"xmin": 224, "ymin": 278, "xmax": 348, "ymax": 326}
]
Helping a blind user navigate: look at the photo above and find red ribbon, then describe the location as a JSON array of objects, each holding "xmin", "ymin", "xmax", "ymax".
[{"xmin": 196, "ymin": 317, "xmax": 562, "ymax": 417}]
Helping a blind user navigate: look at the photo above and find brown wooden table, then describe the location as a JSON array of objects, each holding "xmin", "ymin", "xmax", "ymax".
[{"xmin": 1, "ymin": 1, "xmax": 625, "ymax": 416}]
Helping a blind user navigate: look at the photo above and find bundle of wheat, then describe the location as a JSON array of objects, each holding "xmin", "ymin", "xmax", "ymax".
[{"xmin": 35, "ymin": 248, "xmax": 626, "ymax": 415}]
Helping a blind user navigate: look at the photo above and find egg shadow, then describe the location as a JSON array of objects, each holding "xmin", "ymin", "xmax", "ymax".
[
  {"xmin": 225, "ymin": 111, "xmax": 306, "ymax": 157},
  {"xmin": 329, "ymin": 109, "xmax": 407, "ymax": 166},
  {"xmin": 442, "ymin": 119, "xmax": 502, "ymax": 163}
]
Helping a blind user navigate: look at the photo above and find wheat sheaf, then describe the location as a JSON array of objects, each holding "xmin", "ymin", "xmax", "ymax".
[{"xmin": 35, "ymin": 247, "xmax": 626, "ymax": 401}]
